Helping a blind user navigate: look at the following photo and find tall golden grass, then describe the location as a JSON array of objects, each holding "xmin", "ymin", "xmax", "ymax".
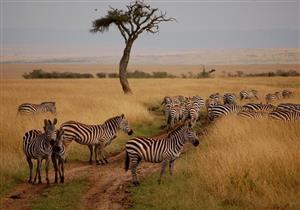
[{"xmin": 1, "ymin": 77, "xmax": 300, "ymax": 206}]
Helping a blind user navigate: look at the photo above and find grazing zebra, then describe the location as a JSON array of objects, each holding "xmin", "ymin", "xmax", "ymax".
[
  {"xmin": 205, "ymin": 98, "xmax": 221, "ymax": 113},
  {"xmin": 125, "ymin": 121, "xmax": 199, "ymax": 185},
  {"xmin": 265, "ymin": 92, "xmax": 281, "ymax": 104},
  {"xmin": 208, "ymin": 104, "xmax": 242, "ymax": 121},
  {"xmin": 61, "ymin": 114, "xmax": 133, "ymax": 164},
  {"xmin": 51, "ymin": 128, "xmax": 66, "ymax": 183},
  {"xmin": 18, "ymin": 102, "xmax": 56, "ymax": 115},
  {"xmin": 282, "ymin": 90, "xmax": 292, "ymax": 98},
  {"xmin": 269, "ymin": 109, "xmax": 300, "ymax": 121},
  {"xmin": 239, "ymin": 90, "xmax": 258, "ymax": 100},
  {"xmin": 166, "ymin": 103, "xmax": 182, "ymax": 130},
  {"xmin": 242, "ymin": 103, "xmax": 275, "ymax": 113},
  {"xmin": 209, "ymin": 93, "xmax": 222, "ymax": 101},
  {"xmin": 223, "ymin": 93, "xmax": 237, "ymax": 105},
  {"xmin": 188, "ymin": 95, "xmax": 204, "ymax": 124},
  {"xmin": 23, "ymin": 118, "xmax": 58, "ymax": 184},
  {"xmin": 277, "ymin": 103, "xmax": 300, "ymax": 112},
  {"xmin": 237, "ymin": 110, "xmax": 266, "ymax": 119}
]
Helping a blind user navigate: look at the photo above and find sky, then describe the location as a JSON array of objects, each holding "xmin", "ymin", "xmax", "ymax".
[{"xmin": 1, "ymin": 0, "xmax": 300, "ymax": 57}]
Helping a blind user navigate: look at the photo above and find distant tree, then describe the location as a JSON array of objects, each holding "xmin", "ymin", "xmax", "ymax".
[{"xmin": 90, "ymin": 0, "xmax": 175, "ymax": 94}]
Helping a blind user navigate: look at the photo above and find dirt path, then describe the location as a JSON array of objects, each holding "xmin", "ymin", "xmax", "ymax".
[{"xmin": 1, "ymin": 151, "xmax": 160, "ymax": 210}]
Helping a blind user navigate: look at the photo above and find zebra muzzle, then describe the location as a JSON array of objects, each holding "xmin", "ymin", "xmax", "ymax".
[
  {"xmin": 193, "ymin": 140, "xmax": 200, "ymax": 147},
  {"xmin": 128, "ymin": 130, "xmax": 133, "ymax": 135}
]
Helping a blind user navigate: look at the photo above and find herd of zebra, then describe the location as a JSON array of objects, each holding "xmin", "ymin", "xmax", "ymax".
[
  {"xmin": 18, "ymin": 88, "xmax": 298, "ymax": 186},
  {"xmin": 162, "ymin": 89, "xmax": 300, "ymax": 129},
  {"xmin": 18, "ymin": 102, "xmax": 199, "ymax": 186}
]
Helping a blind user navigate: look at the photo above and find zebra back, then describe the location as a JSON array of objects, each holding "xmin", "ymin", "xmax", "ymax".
[{"xmin": 269, "ymin": 109, "xmax": 300, "ymax": 121}]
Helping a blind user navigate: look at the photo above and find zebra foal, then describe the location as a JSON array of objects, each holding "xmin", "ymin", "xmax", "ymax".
[
  {"xmin": 18, "ymin": 102, "xmax": 56, "ymax": 115},
  {"xmin": 51, "ymin": 128, "xmax": 66, "ymax": 183},
  {"xmin": 23, "ymin": 118, "xmax": 58, "ymax": 184},
  {"xmin": 125, "ymin": 121, "xmax": 199, "ymax": 186}
]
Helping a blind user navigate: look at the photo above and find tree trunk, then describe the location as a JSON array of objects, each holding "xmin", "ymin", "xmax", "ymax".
[{"xmin": 119, "ymin": 40, "xmax": 134, "ymax": 94}]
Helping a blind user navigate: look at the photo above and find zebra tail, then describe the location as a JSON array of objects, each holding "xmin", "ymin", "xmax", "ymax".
[{"xmin": 125, "ymin": 150, "xmax": 130, "ymax": 171}]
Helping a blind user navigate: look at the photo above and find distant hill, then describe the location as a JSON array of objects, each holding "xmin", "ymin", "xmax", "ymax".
[{"xmin": 1, "ymin": 48, "xmax": 299, "ymax": 65}]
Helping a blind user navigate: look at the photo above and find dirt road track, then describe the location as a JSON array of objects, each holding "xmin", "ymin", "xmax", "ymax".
[{"xmin": 1, "ymin": 151, "xmax": 159, "ymax": 210}]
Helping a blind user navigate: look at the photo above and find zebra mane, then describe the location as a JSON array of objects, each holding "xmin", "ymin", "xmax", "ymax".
[
  {"xmin": 41, "ymin": 102, "xmax": 55, "ymax": 105},
  {"xmin": 103, "ymin": 115, "xmax": 121, "ymax": 124},
  {"xmin": 166, "ymin": 123, "xmax": 186, "ymax": 138}
]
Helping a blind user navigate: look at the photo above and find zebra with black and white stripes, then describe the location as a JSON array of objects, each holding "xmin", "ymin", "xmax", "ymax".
[
  {"xmin": 269, "ymin": 109, "xmax": 300, "ymax": 121},
  {"xmin": 51, "ymin": 128, "xmax": 66, "ymax": 183},
  {"xmin": 208, "ymin": 104, "xmax": 242, "ymax": 121},
  {"xmin": 239, "ymin": 90, "xmax": 259, "ymax": 101},
  {"xmin": 61, "ymin": 114, "xmax": 133, "ymax": 164},
  {"xmin": 242, "ymin": 103, "xmax": 275, "ymax": 113},
  {"xmin": 189, "ymin": 96, "xmax": 205, "ymax": 124},
  {"xmin": 276, "ymin": 103, "xmax": 300, "ymax": 112},
  {"xmin": 265, "ymin": 92, "xmax": 281, "ymax": 104},
  {"xmin": 125, "ymin": 121, "xmax": 199, "ymax": 185},
  {"xmin": 282, "ymin": 90, "xmax": 292, "ymax": 99},
  {"xmin": 223, "ymin": 93, "xmax": 237, "ymax": 105},
  {"xmin": 237, "ymin": 110, "xmax": 266, "ymax": 119},
  {"xmin": 205, "ymin": 98, "xmax": 221, "ymax": 113},
  {"xmin": 18, "ymin": 102, "xmax": 56, "ymax": 115},
  {"xmin": 23, "ymin": 118, "xmax": 58, "ymax": 184}
]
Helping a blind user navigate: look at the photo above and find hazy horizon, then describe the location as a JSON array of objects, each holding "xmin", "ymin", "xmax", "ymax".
[{"xmin": 1, "ymin": 0, "xmax": 299, "ymax": 59}]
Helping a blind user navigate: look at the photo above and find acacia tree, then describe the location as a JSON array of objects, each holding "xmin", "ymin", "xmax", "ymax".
[{"xmin": 90, "ymin": 0, "xmax": 175, "ymax": 94}]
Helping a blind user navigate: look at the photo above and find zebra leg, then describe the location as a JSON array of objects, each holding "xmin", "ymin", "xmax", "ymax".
[
  {"xmin": 169, "ymin": 160, "xmax": 175, "ymax": 176},
  {"xmin": 88, "ymin": 145, "xmax": 93, "ymax": 164},
  {"xmin": 130, "ymin": 156, "xmax": 141, "ymax": 186},
  {"xmin": 45, "ymin": 157, "xmax": 50, "ymax": 185},
  {"xmin": 96, "ymin": 146, "xmax": 105, "ymax": 165},
  {"xmin": 26, "ymin": 157, "xmax": 33, "ymax": 183},
  {"xmin": 60, "ymin": 158, "xmax": 64, "ymax": 183},
  {"xmin": 52, "ymin": 155, "xmax": 58, "ymax": 183},
  {"xmin": 102, "ymin": 148, "xmax": 109, "ymax": 164},
  {"xmin": 158, "ymin": 160, "xmax": 168, "ymax": 184},
  {"xmin": 37, "ymin": 159, "xmax": 42, "ymax": 184},
  {"xmin": 94, "ymin": 145, "xmax": 99, "ymax": 165}
]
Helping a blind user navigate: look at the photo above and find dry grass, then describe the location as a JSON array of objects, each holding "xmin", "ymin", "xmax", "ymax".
[{"xmin": 1, "ymin": 77, "xmax": 300, "ymax": 208}]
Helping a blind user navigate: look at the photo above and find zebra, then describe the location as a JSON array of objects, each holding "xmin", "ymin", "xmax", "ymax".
[
  {"xmin": 61, "ymin": 114, "xmax": 133, "ymax": 164},
  {"xmin": 223, "ymin": 93, "xmax": 237, "ymax": 105},
  {"xmin": 208, "ymin": 104, "xmax": 242, "ymax": 121},
  {"xmin": 282, "ymin": 90, "xmax": 292, "ymax": 98},
  {"xmin": 239, "ymin": 90, "xmax": 258, "ymax": 101},
  {"xmin": 205, "ymin": 98, "xmax": 221, "ymax": 113},
  {"xmin": 237, "ymin": 110, "xmax": 266, "ymax": 119},
  {"xmin": 166, "ymin": 103, "xmax": 182, "ymax": 130},
  {"xmin": 242, "ymin": 103, "xmax": 275, "ymax": 113},
  {"xmin": 18, "ymin": 102, "xmax": 56, "ymax": 115},
  {"xmin": 51, "ymin": 128, "xmax": 66, "ymax": 183},
  {"xmin": 23, "ymin": 118, "xmax": 58, "ymax": 184},
  {"xmin": 125, "ymin": 121, "xmax": 199, "ymax": 186},
  {"xmin": 265, "ymin": 92, "xmax": 281, "ymax": 104},
  {"xmin": 269, "ymin": 109, "xmax": 300, "ymax": 121},
  {"xmin": 277, "ymin": 103, "xmax": 300, "ymax": 112},
  {"xmin": 188, "ymin": 95, "xmax": 205, "ymax": 124}
]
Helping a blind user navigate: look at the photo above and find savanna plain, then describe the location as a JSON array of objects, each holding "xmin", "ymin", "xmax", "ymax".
[{"xmin": 0, "ymin": 76, "xmax": 300, "ymax": 210}]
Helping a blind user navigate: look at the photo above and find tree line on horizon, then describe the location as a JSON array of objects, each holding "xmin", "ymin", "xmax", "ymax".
[{"xmin": 22, "ymin": 69, "xmax": 300, "ymax": 79}]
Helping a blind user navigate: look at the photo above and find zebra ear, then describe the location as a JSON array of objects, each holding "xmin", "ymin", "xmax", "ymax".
[
  {"xmin": 44, "ymin": 119, "xmax": 48, "ymax": 126},
  {"xmin": 121, "ymin": 114, "xmax": 124, "ymax": 118},
  {"xmin": 53, "ymin": 118, "xmax": 58, "ymax": 125}
]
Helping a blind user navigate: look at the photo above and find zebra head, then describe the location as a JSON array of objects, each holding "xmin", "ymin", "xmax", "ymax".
[
  {"xmin": 42, "ymin": 102, "xmax": 57, "ymax": 115},
  {"xmin": 43, "ymin": 118, "xmax": 58, "ymax": 145},
  {"xmin": 119, "ymin": 114, "xmax": 133, "ymax": 135},
  {"xmin": 182, "ymin": 121, "xmax": 199, "ymax": 147},
  {"xmin": 53, "ymin": 128, "xmax": 64, "ymax": 152}
]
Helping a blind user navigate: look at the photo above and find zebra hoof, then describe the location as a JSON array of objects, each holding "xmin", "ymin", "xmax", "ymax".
[
  {"xmin": 89, "ymin": 160, "xmax": 93, "ymax": 165},
  {"xmin": 28, "ymin": 179, "xmax": 32, "ymax": 184},
  {"xmin": 60, "ymin": 177, "xmax": 64, "ymax": 183},
  {"xmin": 104, "ymin": 159, "xmax": 109, "ymax": 164}
]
